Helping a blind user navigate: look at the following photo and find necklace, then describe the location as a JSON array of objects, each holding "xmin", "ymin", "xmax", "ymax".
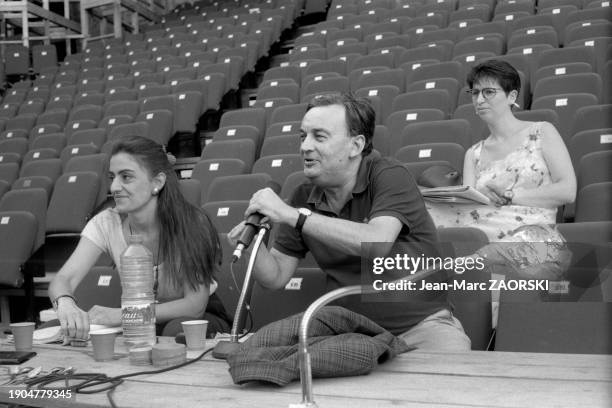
[{"xmin": 128, "ymin": 222, "xmax": 160, "ymax": 298}]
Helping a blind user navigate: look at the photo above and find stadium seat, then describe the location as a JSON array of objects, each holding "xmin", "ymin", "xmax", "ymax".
[
  {"xmin": 394, "ymin": 143, "xmax": 465, "ymax": 171},
  {"xmin": 191, "ymin": 158, "xmax": 247, "ymax": 204},
  {"xmin": 250, "ymin": 267, "xmax": 327, "ymax": 330},
  {"xmin": 201, "ymin": 139, "xmax": 258, "ymax": 172},
  {"xmin": 46, "ymin": 171, "xmax": 100, "ymax": 235}
]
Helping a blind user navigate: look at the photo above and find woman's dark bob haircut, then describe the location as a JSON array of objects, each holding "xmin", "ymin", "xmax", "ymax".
[{"xmin": 466, "ymin": 59, "xmax": 521, "ymax": 96}]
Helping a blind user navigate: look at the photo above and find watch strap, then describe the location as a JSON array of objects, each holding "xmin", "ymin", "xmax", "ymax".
[
  {"xmin": 52, "ymin": 294, "xmax": 76, "ymax": 310},
  {"xmin": 295, "ymin": 210, "xmax": 309, "ymax": 232}
]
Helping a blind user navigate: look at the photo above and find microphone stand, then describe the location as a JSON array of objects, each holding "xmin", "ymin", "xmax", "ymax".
[
  {"xmin": 212, "ymin": 222, "xmax": 270, "ymax": 360},
  {"xmin": 290, "ymin": 267, "xmax": 441, "ymax": 408}
]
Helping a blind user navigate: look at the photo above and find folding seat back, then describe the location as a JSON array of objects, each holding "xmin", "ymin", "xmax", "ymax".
[
  {"xmin": 0, "ymin": 210, "xmax": 37, "ymax": 287},
  {"xmin": 301, "ymin": 76, "xmax": 350, "ymax": 102},
  {"xmin": 5, "ymin": 45, "xmax": 30, "ymax": 76},
  {"xmin": 59, "ymin": 144, "xmax": 100, "ymax": 170},
  {"xmin": 532, "ymin": 62, "xmax": 594, "ymax": 94},
  {"xmin": 202, "ymin": 201, "xmax": 249, "ymax": 235},
  {"xmin": 353, "ymin": 68, "xmax": 404, "ymax": 93},
  {"xmin": 0, "ymin": 163, "xmax": 20, "ymax": 185},
  {"xmin": 269, "ymin": 103, "xmax": 308, "ymax": 126},
  {"xmin": 263, "ymin": 65, "xmax": 301, "ymax": 85},
  {"xmin": 0, "ymin": 152, "xmax": 20, "ymax": 165},
  {"xmin": 7, "ymin": 114, "xmax": 37, "ymax": 132},
  {"xmin": 3, "ymin": 89, "xmax": 28, "ymax": 105},
  {"xmin": 453, "ymin": 103, "xmax": 489, "ymax": 144},
  {"xmin": 355, "ymin": 85, "xmax": 400, "ymax": 125},
  {"xmin": 250, "ymin": 267, "xmax": 328, "ymax": 330},
  {"xmin": 173, "ymin": 91, "xmax": 203, "ymax": 134},
  {"xmin": 0, "ymin": 103, "xmax": 20, "ymax": 120},
  {"xmin": 219, "ymin": 108, "xmax": 267, "ymax": 140},
  {"xmin": 69, "ymin": 128, "xmax": 107, "ymax": 148},
  {"xmin": 0, "ymin": 188, "xmax": 47, "ymax": 250},
  {"xmin": 201, "ymin": 139, "xmax": 257, "ymax": 172},
  {"xmin": 134, "ymin": 110, "xmax": 175, "ymax": 145},
  {"xmin": 569, "ymin": 128, "xmax": 612, "ymax": 170},
  {"xmin": 0, "ymin": 138, "xmax": 28, "ymax": 158},
  {"xmin": 394, "ymin": 142, "xmax": 465, "ymax": 171},
  {"xmin": 46, "ymin": 171, "xmax": 100, "ymax": 235},
  {"xmin": 571, "ymin": 104, "xmax": 612, "ymax": 139},
  {"xmin": 207, "ymin": 173, "xmax": 274, "ymax": 202},
  {"xmin": 65, "ymin": 152, "xmax": 108, "ymax": 192},
  {"xmin": 533, "ymin": 73, "xmax": 603, "ymax": 104},
  {"xmin": 531, "ymin": 93, "xmax": 600, "ymax": 143},
  {"xmin": 108, "ymin": 122, "xmax": 149, "ymax": 142},
  {"xmin": 399, "ymin": 119, "xmax": 472, "ymax": 151},
  {"xmin": 36, "ymin": 110, "xmax": 68, "ymax": 128},
  {"xmin": 74, "ymin": 266, "xmax": 122, "ymax": 311},
  {"xmin": 407, "ymin": 78, "xmax": 461, "ymax": 113},
  {"xmin": 392, "ymin": 89, "xmax": 453, "ymax": 117},
  {"xmin": 68, "ymin": 105, "xmax": 104, "ymax": 123},
  {"xmin": 213, "ymin": 125, "xmax": 262, "ymax": 154},
  {"xmin": 29, "ymin": 132, "xmax": 66, "ymax": 152},
  {"xmin": 191, "ymin": 158, "xmax": 247, "ymax": 204},
  {"xmin": 507, "ymin": 29, "xmax": 559, "ymax": 50},
  {"xmin": 577, "ymin": 151, "xmax": 612, "ymax": 192},
  {"xmin": 565, "ymin": 21, "xmax": 612, "ymax": 45},
  {"xmin": 407, "ymin": 60, "xmax": 465, "ymax": 86},
  {"xmin": 18, "ymin": 100, "xmax": 45, "ymax": 116},
  {"xmin": 257, "ymin": 83, "xmax": 300, "ymax": 104},
  {"xmin": 452, "ymin": 37, "xmax": 505, "ymax": 59},
  {"xmin": 537, "ymin": 47, "xmax": 597, "ymax": 75},
  {"xmin": 252, "ymin": 154, "xmax": 303, "ymax": 188}
]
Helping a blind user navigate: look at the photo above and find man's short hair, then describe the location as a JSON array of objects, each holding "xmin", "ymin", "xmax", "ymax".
[{"xmin": 306, "ymin": 93, "xmax": 375, "ymax": 156}]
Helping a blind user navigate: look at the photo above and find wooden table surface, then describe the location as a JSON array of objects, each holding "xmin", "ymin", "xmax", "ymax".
[{"xmin": 0, "ymin": 338, "xmax": 610, "ymax": 408}]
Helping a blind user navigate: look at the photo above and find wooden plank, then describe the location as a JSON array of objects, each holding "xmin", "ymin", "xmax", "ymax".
[
  {"xmin": 378, "ymin": 351, "xmax": 612, "ymax": 381},
  {"xmin": 26, "ymin": 3, "xmax": 81, "ymax": 33},
  {"xmin": 0, "ymin": 343, "xmax": 609, "ymax": 408},
  {"xmin": 120, "ymin": 0, "xmax": 159, "ymax": 22}
]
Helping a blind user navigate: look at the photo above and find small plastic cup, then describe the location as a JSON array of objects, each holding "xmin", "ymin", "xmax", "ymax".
[
  {"xmin": 90, "ymin": 329, "xmax": 118, "ymax": 361},
  {"xmin": 180, "ymin": 320, "xmax": 208, "ymax": 350},
  {"xmin": 10, "ymin": 322, "xmax": 35, "ymax": 351}
]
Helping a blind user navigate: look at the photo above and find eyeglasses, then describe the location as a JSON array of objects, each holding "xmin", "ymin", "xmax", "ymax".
[{"xmin": 466, "ymin": 87, "xmax": 504, "ymax": 100}]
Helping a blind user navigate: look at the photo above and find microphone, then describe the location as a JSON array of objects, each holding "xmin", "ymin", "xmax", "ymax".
[{"xmin": 232, "ymin": 212, "xmax": 264, "ymax": 262}]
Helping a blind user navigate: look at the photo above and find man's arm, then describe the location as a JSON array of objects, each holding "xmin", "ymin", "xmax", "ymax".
[
  {"xmin": 228, "ymin": 221, "xmax": 300, "ymax": 290},
  {"xmin": 243, "ymin": 187, "xmax": 403, "ymax": 258}
]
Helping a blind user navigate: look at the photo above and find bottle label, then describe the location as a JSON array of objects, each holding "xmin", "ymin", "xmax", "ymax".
[{"xmin": 122, "ymin": 303, "xmax": 156, "ymax": 326}]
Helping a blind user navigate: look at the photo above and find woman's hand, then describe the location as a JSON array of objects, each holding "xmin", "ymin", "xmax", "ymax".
[
  {"xmin": 481, "ymin": 185, "xmax": 508, "ymax": 206},
  {"xmin": 88, "ymin": 306, "xmax": 122, "ymax": 326},
  {"xmin": 56, "ymin": 298, "xmax": 90, "ymax": 341}
]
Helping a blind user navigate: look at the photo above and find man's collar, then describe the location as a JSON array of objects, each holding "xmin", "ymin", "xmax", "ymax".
[{"xmin": 306, "ymin": 150, "xmax": 380, "ymax": 211}]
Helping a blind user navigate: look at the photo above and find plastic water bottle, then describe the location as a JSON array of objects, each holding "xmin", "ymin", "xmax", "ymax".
[{"xmin": 120, "ymin": 235, "xmax": 156, "ymax": 347}]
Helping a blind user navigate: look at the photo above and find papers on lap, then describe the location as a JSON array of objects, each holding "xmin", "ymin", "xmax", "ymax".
[{"xmin": 420, "ymin": 186, "xmax": 491, "ymax": 205}]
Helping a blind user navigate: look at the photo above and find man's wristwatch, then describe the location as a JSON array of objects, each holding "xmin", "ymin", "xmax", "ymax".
[
  {"xmin": 52, "ymin": 294, "xmax": 76, "ymax": 310},
  {"xmin": 295, "ymin": 208, "xmax": 312, "ymax": 232}
]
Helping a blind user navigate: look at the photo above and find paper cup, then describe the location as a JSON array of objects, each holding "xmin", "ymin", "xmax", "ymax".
[
  {"xmin": 90, "ymin": 328, "xmax": 118, "ymax": 361},
  {"xmin": 181, "ymin": 320, "xmax": 208, "ymax": 350},
  {"xmin": 10, "ymin": 322, "xmax": 35, "ymax": 351}
]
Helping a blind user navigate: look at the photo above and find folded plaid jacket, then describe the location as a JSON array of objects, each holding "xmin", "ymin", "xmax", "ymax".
[{"xmin": 227, "ymin": 306, "xmax": 413, "ymax": 385}]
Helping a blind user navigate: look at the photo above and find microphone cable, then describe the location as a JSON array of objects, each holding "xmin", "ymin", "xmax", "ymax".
[
  {"xmin": 23, "ymin": 347, "xmax": 214, "ymax": 408},
  {"xmin": 230, "ymin": 259, "xmax": 254, "ymax": 340}
]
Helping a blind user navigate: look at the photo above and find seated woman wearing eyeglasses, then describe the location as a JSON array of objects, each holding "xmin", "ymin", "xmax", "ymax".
[{"xmin": 428, "ymin": 59, "xmax": 575, "ymax": 286}]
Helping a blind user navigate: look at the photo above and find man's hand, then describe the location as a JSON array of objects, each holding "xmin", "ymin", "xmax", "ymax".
[
  {"xmin": 56, "ymin": 298, "xmax": 90, "ymax": 341},
  {"xmin": 88, "ymin": 306, "xmax": 122, "ymax": 326},
  {"xmin": 246, "ymin": 188, "xmax": 297, "ymax": 226}
]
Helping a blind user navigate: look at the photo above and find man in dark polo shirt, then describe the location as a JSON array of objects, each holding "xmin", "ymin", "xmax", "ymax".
[{"xmin": 229, "ymin": 93, "xmax": 470, "ymax": 350}]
